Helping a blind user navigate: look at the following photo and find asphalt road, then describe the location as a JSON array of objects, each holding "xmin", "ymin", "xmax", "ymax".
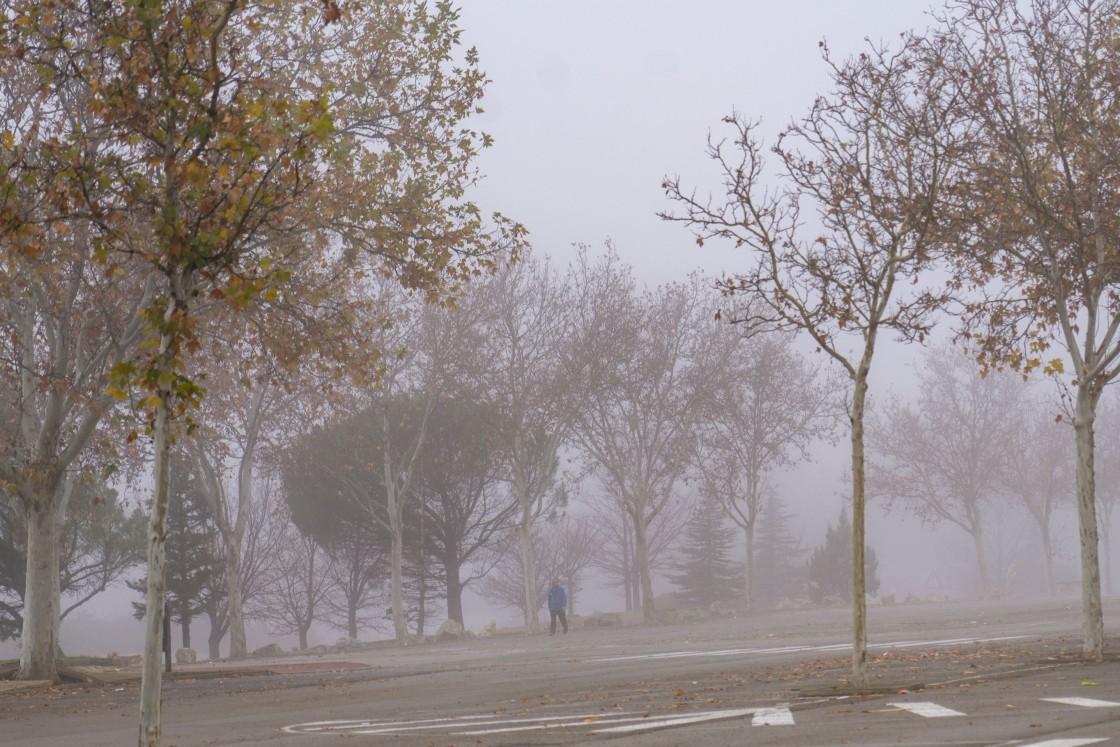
[{"xmin": 4, "ymin": 597, "xmax": 1120, "ymax": 746}]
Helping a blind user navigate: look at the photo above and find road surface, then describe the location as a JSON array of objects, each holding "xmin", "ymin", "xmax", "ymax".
[{"xmin": 3, "ymin": 597, "xmax": 1120, "ymax": 746}]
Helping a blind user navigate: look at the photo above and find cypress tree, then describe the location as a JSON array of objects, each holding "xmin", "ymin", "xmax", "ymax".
[
  {"xmin": 807, "ymin": 507, "xmax": 879, "ymax": 603},
  {"xmin": 667, "ymin": 495, "xmax": 741, "ymax": 606}
]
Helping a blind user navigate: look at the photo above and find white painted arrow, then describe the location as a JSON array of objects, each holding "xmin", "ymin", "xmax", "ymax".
[{"xmin": 889, "ymin": 701, "xmax": 966, "ymax": 718}]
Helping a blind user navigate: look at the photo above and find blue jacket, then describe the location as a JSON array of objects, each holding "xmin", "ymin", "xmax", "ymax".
[{"xmin": 547, "ymin": 584, "xmax": 567, "ymax": 611}]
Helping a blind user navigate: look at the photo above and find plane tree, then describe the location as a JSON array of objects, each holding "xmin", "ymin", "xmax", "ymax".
[
  {"xmin": 0, "ymin": 49, "xmax": 153, "ymax": 681},
  {"xmin": 930, "ymin": 0, "xmax": 1120, "ymax": 657},
  {"xmin": 662, "ymin": 35, "xmax": 962, "ymax": 684},
  {"xmin": 2, "ymin": 2, "xmax": 521, "ymax": 739}
]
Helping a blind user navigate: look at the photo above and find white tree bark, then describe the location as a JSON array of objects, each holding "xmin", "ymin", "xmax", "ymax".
[
  {"xmin": 18, "ymin": 495, "xmax": 64, "ymax": 681},
  {"xmin": 517, "ymin": 509, "xmax": 538, "ymax": 632},
  {"xmin": 138, "ymin": 376, "xmax": 173, "ymax": 747}
]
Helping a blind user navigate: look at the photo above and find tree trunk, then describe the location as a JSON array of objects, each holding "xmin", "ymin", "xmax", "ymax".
[
  {"xmin": 348, "ymin": 608, "xmax": 358, "ymax": 640},
  {"xmin": 1074, "ymin": 383, "xmax": 1104, "ymax": 659},
  {"xmin": 1041, "ymin": 521, "xmax": 1056, "ymax": 598},
  {"xmin": 139, "ymin": 390, "xmax": 173, "ymax": 747},
  {"xmin": 224, "ymin": 542, "xmax": 247, "ymax": 658},
  {"xmin": 298, "ymin": 626, "xmax": 309, "ymax": 651},
  {"xmin": 518, "ymin": 509, "xmax": 539, "ymax": 633},
  {"xmin": 18, "ymin": 496, "xmax": 62, "ymax": 682},
  {"xmin": 181, "ymin": 616, "xmax": 191, "ymax": 650},
  {"xmin": 633, "ymin": 512, "xmax": 656, "ymax": 623},
  {"xmin": 444, "ymin": 555, "xmax": 464, "ymax": 627},
  {"xmin": 207, "ymin": 629, "xmax": 222, "ymax": 661},
  {"xmin": 970, "ymin": 525, "xmax": 993, "ymax": 599},
  {"xmin": 389, "ymin": 504, "xmax": 407, "ymax": 643},
  {"xmin": 1100, "ymin": 502, "xmax": 1113, "ymax": 597},
  {"xmin": 850, "ymin": 367, "xmax": 869, "ymax": 688},
  {"xmin": 417, "ymin": 513, "xmax": 427, "ymax": 638},
  {"xmin": 744, "ymin": 522, "xmax": 756, "ymax": 613}
]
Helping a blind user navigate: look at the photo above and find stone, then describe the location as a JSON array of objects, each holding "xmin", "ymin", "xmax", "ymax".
[
  {"xmin": 435, "ymin": 619, "xmax": 464, "ymax": 642},
  {"xmin": 251, "ymin": 643, "xmax": 284, "ymax": 658},
  {"xmin": 477, "ymin": 620, "xmax": 497, "ymax": 638},
  {"xmin": 335, "ymin": 637, "xmax": 362, "ymax": 652},
  {"xmin": 175, "ymin": 648, "xmax": 197, "ymax": 664}
]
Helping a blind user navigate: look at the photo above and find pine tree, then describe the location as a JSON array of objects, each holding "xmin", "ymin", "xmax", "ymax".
[
  {"xmin": 807, "ymin": 507, "xmax": 879, "ymax": 603},
  {"xmin": 130, "ymin": 458, "xmax": 225, "ymax": 650},
  {"xmin": 667, "ymin": 495, "xmax": 741, "ymax": 606},
  {"xmin": 753, "ymin": 496, "xmax": 806, "ymax": 608}
]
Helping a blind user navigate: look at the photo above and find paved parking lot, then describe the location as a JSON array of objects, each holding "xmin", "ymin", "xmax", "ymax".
[{"xmin": 3, "ymin": 598, "xmax": 1120, "ymax": 746}]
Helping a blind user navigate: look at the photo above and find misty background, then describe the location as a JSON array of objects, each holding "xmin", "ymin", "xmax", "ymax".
[{"xmin": 1, "ymin": 0, "xmax": 1103, "ymax": 659}]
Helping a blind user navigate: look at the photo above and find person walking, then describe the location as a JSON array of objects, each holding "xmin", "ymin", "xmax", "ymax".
[{"xmin": 547, "ymin": 578, "xmax": 568, "ymax": 635}]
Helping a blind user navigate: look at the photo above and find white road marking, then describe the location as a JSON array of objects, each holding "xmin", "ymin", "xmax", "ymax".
[
  {"xmin": 593, "ymin": 707, "xmax": 770, "ymax": 733},
  {"xmin": 458, "ymin": 715, "xmax": 653, "ymax": 735},
  {"xmin": 1043, "ymin": 697, "xmax": 1120, "ymax": 708},
  {"xmin": 1013, "ymin": 740, "xmax": 1108, "ymax": 747},
  {"xmin": 284, "ymin": 706, "xmax": 792, "ymax": 737},
  {"xmin": 889, "ymin": 701, "xmax": 966, "ymax": 718},
  {"xmin": 752, "ymin": 706, "xmax": 795, "ymax": 725},
  {"xmin": 588, "ymin": 635, "xmax": 1031, "ymax": 663}
]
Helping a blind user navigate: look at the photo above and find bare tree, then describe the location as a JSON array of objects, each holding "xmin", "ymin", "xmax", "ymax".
[
  {"xmin": 188, "ymin": 367, "xmax": 283, "ymax": 659},
  {"xmin": 573, "ymin": 276, "xmax": 732, "ymax": 622},
  {"xmin": 588, "ymin": 488, "xmax": 690, "ymax": 612},
  {"xmin": 869, "ymin": 345, "xmax": 1024, "ymax": 598},
  {"xmin": 1003, "ymin": 394, "xmax": 1074, "ymax": 597},
  {"xmin": 550, "ymin": 514, "xmax": 601, "ymax": 616},
  {"xmin": 248, "ymin": 503, "xmax": 334, "ymax": 651},
  {"xmin": 476, "ymin": 513, "xmax": 598, "ymax": 622},
  {"xmin": 697, "ymin": 327, "xmax": 832, "ymax": 611},
  {"xmin": 662, "ymin": 35, "xmax": 960, "ymax": 684},
  {"xmin": 320, "ymin": 522, "xmax": 388, "ymax": 641},
  {"xmin": 461, "ymin": 249, "xmax": 625, "ymax": 632}
]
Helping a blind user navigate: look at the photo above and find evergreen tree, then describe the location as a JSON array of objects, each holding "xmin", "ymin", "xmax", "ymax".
[
  {"xmin": 667, "ymin": 495, "xmax": 741, "ymax": 606},
  {"xmin": 753, "ymin": 496, "xmax": 806, "ymax": 607},
  {"xmin": 130, "ymin": 458, "xmax": 225, "ymax": 650},
  {"xmin": 807, "ymin": 507, "xmax": 879, "ymax": 603}
]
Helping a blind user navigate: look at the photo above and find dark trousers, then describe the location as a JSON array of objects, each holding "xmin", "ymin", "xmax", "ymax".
[{"xmin": 549, "ymin": 608, "xmax": 568, "ymax": 635}]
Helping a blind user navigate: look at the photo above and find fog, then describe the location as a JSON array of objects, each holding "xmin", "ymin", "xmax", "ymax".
[{"xmin": 4, "ymin": 0, "xmax": 1114, "ymax": 663}]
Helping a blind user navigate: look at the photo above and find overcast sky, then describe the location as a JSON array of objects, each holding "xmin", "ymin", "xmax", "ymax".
[{"xmin": 457, "ymin": 0, "xmax": 943, "ymax": 284}]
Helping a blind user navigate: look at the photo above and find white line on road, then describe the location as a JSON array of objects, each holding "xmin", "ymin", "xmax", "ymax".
[
  {"xmin": 457, "ymin": 715, "xmax": 654, "ymax": 735},
  {"xmin": 286, "ymin": 706, "xmax": 794, "ymax": 737},
  {"xmin": 1042, "ymin": 697, "xmax": 1120, "ymax": 708},
  {"xmin": 889, "ymin": 701, "xmax": 966, "ymax": 718},
  {"xmin": 588, "ymin": 636, "xmax": 1031, "ymax": 663},
  {"xmin": 1012, "ymin": 740, "xmax": 1108, "ymax": 747},
  {"xmin": 593, "ymin": 707, "xmax": 769, "ymax": 734},
  {"xmin": 751, "ymin": 706, "xmax": 795, "ymax": 725}
]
